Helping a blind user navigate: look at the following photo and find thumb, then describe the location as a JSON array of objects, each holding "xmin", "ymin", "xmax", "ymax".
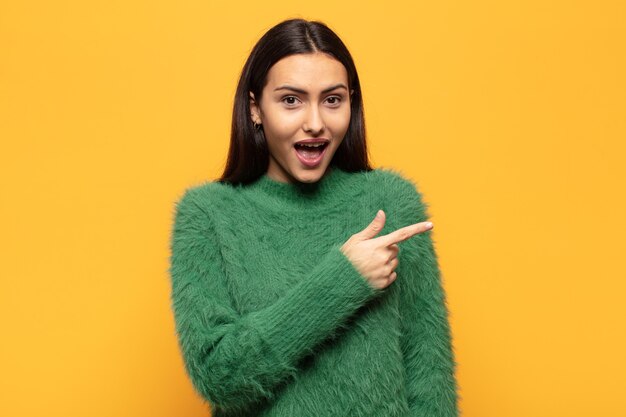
[{"xmin": 356, "ymin": 210, "xmax": 386, "ymax": 241}]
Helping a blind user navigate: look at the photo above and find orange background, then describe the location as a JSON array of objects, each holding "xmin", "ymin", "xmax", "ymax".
[{"xmin": 1, "ymin": 1, "xmax": 625, "ymax": 416}]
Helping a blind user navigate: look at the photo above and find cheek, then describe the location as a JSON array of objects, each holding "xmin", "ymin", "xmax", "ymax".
[
  {"xmin": 327, "ymin": 109, "xmax": 351, "ymax": 130},
  {"xmin": 264, "ymin": 111, "xmax": 300, "ymax": 136},
  {"xmin": 263, "ymin": 121, "xmax": 297, "ymax": 150}
]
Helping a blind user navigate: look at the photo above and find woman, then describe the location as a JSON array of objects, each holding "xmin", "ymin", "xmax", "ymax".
[{"xmin": 169, "ymin": 18, "xmax": 460, "ymax": 416}]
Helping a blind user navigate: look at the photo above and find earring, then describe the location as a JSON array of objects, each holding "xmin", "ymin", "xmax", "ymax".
[{"xmin": 253, "ymin": 120, "xmax": 262, "ymax": 130}]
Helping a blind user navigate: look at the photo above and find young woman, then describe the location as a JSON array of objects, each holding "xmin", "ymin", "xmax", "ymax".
[{"xmin": 169, "ymin": 18, "xmax": 460, "ymax": 416}]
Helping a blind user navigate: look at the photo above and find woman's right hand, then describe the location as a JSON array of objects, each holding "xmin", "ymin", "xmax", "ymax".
[{"xmin": 340, "ymin": 210, "xmax": 433, "ymax": 290}]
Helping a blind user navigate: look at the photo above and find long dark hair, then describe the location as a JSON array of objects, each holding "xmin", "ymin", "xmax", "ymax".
[{"xmin": 218, "ymin": 18, "xmax": 374, "ymax": 185}]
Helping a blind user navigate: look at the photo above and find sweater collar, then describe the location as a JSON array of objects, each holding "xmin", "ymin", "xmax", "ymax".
[{"xmin": 245, "ymin": 166, "xmax": 352, "ymax": 209}]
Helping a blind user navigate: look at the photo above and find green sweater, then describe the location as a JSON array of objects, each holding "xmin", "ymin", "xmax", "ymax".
[{"xmin": 168, "ymin": 166, "xmax": 459, "ymax": 416}]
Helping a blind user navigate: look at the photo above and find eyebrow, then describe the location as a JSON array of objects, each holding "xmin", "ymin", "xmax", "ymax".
[{"xmin": 273, "ymin": 83, "xmax": 348, "ymax": 94}]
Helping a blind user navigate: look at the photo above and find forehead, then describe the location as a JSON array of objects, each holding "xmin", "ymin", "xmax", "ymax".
[{"xmin": 265, "ymin": 53, "xmax": 348, "ymax": 89}]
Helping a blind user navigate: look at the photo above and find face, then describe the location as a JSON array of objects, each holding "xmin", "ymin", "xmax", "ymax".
[{"xmin": 249, "ymin": 52, "xmax": 354, "ymax": 184}]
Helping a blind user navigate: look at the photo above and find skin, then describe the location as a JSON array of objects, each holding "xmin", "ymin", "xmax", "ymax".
[
  {"xmin": 249, "ymin": 52, "xmax": 434, "ymax": 289},
  {"xmin": 341, "ymin": 210, "xmax": 434, "ymax": 290},
  {"xmin": 249, "ymin": 52, "xmax": 354, "ymax": 184}
]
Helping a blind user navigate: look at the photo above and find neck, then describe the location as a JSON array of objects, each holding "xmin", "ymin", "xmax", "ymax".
[{"xmin": 244, "ymin": 166, "xmax": 352, "ymax": 210}]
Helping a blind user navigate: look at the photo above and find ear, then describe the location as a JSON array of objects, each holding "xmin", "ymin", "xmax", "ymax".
[{"xmin": 249, "ymin": 91, "xmax": 261, "ymax": 124}]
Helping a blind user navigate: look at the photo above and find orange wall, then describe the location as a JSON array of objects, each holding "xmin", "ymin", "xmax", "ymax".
[{"xmin": 1, "ymin": 1, "xmax": 625, "ymax": 416}]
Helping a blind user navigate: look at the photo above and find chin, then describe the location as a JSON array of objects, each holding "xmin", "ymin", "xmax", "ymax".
[{"xmin": 292, "ymin": 167, "xmax": 327, "ymax": 184}]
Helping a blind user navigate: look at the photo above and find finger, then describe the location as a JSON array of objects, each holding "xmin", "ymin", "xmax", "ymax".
[
  {"xmin": 375, "ymin": 221, "xmax": 433, "ymax": 246},
  {"xmin": 355, "ymin": 210, "xmax": 386, "ymax": 241}
]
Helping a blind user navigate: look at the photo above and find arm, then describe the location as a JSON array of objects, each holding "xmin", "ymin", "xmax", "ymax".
[
  {"xmin": 168, "ymin": 189, "xmax": 381, "ymax": 414},
  {"xmin": 391, "ymin": 177, "xmax": 460, "ymax": 416}
]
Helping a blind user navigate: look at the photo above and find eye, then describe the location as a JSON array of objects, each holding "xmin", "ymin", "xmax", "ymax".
[
  {"xmin": 281, "ymin": 96, "xmax": 301, "ymax": 106},
  {"xmin": 326, "ymin": 96, "xmax": 343, "ymax": 106},
  {"xmin": 280, "ymin": 95, "xmax": 343, "ymax": 107}
]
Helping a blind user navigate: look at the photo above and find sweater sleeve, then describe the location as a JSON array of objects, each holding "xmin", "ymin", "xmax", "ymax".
[
  {"xmin": 389, "ymin": 176, "xmax": 460, "ymax": 417},
  {"xmin": 168, "ymin": 188, "xmax": 382, "ymax": 414}
]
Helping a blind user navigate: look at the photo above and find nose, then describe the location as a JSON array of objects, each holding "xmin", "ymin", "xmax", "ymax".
[{"xmin": 302, "ymin": 104, "xmax": 326, "ymax": 134}]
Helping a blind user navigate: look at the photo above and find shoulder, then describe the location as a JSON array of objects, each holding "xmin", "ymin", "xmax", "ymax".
[
  {"xmin": 367, "ymin": 167, "xmax": 426, "ymax": 205},
  {"xmin": 176, "ymin": 179, "xmax": 238, "ymax": 208},
  {"xmin": 172, "ymin": 180, "xmax": 239, "ymax": 225},
  {"xmin": 368, "ymin": 167, "xmax": 431, "ymax": 224}
]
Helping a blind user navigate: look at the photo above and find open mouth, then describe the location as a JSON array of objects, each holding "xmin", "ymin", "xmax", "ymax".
[
  {"xmin": 293, "ymin": 142, "xmax": 329, "ymax": 159},
  {"xmin": 293, "ymin": 141, "xmax": 330, "ymax": 167}
]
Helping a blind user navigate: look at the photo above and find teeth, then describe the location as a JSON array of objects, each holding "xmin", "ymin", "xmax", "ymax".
[{"xmin": 298, "ymin": 142, "xmax": 326, "ymax": 148}]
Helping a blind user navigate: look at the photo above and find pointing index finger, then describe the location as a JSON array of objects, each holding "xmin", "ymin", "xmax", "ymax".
[{"xmin": 375, "ymin": 222, "xmax": 432, "ymax": 246}]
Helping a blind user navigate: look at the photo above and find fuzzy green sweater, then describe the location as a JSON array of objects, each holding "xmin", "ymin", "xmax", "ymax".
[{"xmin": 168, "ymin": 166, "xmax": 459, "ymax": 416}]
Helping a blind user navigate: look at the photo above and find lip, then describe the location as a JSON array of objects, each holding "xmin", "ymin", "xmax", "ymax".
[{"xmin": 293, "ymin": 140, "xmax": 329, "ymax": 168}]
